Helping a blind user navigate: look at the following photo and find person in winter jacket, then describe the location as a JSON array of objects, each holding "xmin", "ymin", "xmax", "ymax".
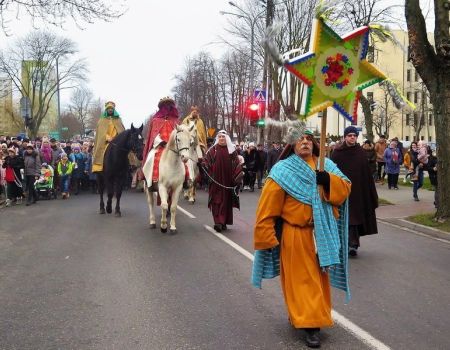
[
  {"xmin": 383, "ymin": 140, "xmax": 403, "ymax": 190},
  {"xmin": 243, "ymin": 142, "xmax": 260, "ymax": 192},
  {"xmin": 362, "ymin": 140, "xmax": 377, "ymax": 180},
  {"xmin": 23, "ymin": 144, "xmax": 41, "ymax": 205},
  {"xmin": 2, "ymin": 148, "xmax": 24, "ymax": 206},
  {"xmin": 374, "ymin": 135, "xmax": 387, "ymax": 182},
  {"xmin": 57, "ymin": 153, "xmax": 74, "ymax": 199}
]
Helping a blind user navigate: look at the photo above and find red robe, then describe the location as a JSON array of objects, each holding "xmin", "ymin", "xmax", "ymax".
[
  {"xmin": 203, "ymin": 145, "xmax": 243, "ymax": 225},
  {"xmin": 143, "ymin": 117, "xmax": 179, "ymax": 182}
]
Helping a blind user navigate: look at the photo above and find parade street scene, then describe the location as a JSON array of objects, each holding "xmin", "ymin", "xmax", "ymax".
[{"xmin": 0, "ymin": 1, "xmax": 449, "ymax": 349}]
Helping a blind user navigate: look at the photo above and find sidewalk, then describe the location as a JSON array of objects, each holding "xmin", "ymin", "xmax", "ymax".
[{"xmin": 375, "ymin": 182, "xmax": 449, "ymax": 241}]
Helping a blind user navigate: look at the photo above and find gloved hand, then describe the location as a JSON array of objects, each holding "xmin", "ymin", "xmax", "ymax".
[{"xmin": 316, "ymin": 170, "xmax": 330, "ymax": 192}]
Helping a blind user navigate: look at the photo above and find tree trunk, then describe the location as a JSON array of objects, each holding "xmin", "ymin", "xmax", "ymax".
[
  {"xmin": 432, "ymin": 74, "xmax": 450, "ymax": 220},
  {"xmin": 405, "ymin": 0, "xmax": 450, "ymax": 220},
  {"xmin": 360, "ymin": 95, "xmax": 374, "ymax": 141}
]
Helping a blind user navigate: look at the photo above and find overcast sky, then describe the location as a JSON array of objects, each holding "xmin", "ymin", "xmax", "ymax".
[
  {"xmin": 0, "ymin": 0, "xmax": 232, "ymax": 127},
  {"xmin": 0, "ymin": 0, "xmax": 434, "ymax": 128}
]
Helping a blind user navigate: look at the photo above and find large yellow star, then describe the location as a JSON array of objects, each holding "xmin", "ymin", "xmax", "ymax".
[{"xmin": 285, "ymin": 18, "xmax": 387, "ymax": 123}]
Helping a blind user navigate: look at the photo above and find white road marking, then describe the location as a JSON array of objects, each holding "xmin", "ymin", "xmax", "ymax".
[
  {"xmin": 380, "ymin": 220, "xmax": 450, "ymax": 245},
  {"xmin": 177, "ymin": 205, "xmax": 196, "ymax": 219},
  {"xmin": 204, "ymin": 224, "xmax": 391, "ymax": 350}
]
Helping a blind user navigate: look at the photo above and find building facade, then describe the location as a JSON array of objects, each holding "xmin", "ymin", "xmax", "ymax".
[{"xmin": 0, "ymin": 77, "xmax": 17, "ymax": 135}]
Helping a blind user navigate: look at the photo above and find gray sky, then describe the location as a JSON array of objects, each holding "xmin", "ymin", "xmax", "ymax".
[
  {"xmin": 0, "ymin": 0, "xmax": 435, "ymax": 128},
  {"xmin": 0, "ymin": 0, "xmax": 232, "ymax": 127}
]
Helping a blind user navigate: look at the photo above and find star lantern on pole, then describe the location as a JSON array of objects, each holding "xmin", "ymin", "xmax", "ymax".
[{"xmin": 284, "ymin": 18, "xmax": 387, "ymax": 124}]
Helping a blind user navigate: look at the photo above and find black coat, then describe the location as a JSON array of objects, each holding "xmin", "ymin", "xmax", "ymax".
[
  {"xmin": 2, "ymin": 155, "xmax": 24, "ymax": 181},
  {"xmin": 244, "ymin": 149, "xmax": 260, "ymax": 172},
  {"xmin": 331, "ymin": 143, "xmax": 378, "ymax": 236},
  {"xmin": 266, "ymin": 147, "xmax": 282, "ymax": 173}
]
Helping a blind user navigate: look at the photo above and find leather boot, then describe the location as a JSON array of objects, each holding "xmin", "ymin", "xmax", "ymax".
[{"xmin": 305, "ymin": 328, "xmax": 321, "ymax": 348}]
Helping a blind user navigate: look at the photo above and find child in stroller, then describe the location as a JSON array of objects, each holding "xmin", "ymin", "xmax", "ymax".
[{"xmin": 35, "ymin": 163, "xmax": 56, "ymax": 199}]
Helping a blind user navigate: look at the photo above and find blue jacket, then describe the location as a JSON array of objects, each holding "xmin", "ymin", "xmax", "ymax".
[{"xmin": 384, "ymin": 147, "xmax": 403, "ymax": 174}]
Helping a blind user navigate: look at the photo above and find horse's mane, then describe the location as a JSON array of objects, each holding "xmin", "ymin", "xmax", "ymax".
[
  {"xmin": 112, "ymin": 128, "xmax": 130, "ymax": 144},
  {"xmin": 166, "ymin": 128, "xmax": 177, "ymax": 150}
]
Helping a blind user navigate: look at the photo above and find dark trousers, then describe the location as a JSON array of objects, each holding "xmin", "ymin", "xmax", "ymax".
[
  {"xmin": 413, "ymin": 168, "xmax": 424, "ymax": 198},
  {"xmin": 349, "ymin": 225, "xmax": 362, "ymax": 249},
  {"xmin": 6, "ymin": 182, "xmax": 22, "ymax": 200},
  {"xmin": 387, "ymin": 173, "xmax": 399, "ymax": 189},
  {"xmin": 25, "ymin": 175, "xmax": 37, "ymax": 203},
  {"xmin": 256, "ymin": 169, "xmax": 265, "ymax": 188},
  {"xmin": 377, "ymin": 162, "xmax": 386, "ymax": 180}
]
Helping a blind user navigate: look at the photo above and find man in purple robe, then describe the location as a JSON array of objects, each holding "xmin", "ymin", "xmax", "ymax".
[{"xmin": 203, "ymin": 130, "xmax": 243, "ymax": 232}]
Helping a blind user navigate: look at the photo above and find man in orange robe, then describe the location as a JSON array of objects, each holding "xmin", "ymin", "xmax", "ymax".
[{"xmin": 252, "ymin": 127, "xmax": 351, "ymax": 348}]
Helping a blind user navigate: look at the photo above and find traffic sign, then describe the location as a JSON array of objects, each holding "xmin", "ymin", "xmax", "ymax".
[
  {"xmin": 61, "ymin": 127, "xmax": 69, "ymax": 131},
  {"xmin": 254, "ymin": 89, "xmax": 266, "ymax": 102},
  {"xmin": 48, "ymin": 131, "xmax": 60, "ymax": 140},
  {"xmin": 207, "ymin": 128, "xmax": 216, "ymax": 138}
]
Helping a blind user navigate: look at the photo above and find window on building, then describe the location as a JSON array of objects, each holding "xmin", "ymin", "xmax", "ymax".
[
  {"xmin": 405, "ymin": 136, "xmax": 409, "ymax": 141},
  {"xmin": 407, "ymin": 69, "xmax": 411, "ymax": 82},
  {"xmin": 406, "ymin": 92, "xmax": 411, "ymax": 101},
  {"xmin": 420, "ymin": 135, "xmax": 424, "ymax": 141},
  {"xmin": 428, "ymin": 136, "xmax": 432, "ymax": 142},
  {"xmin": 406, "ymin": 113, "xmax": 410, "ymax": 126},
  {"xmin": 367, "ymin": 46, "xmax": 374, "ymax": 63},
  {"xmin": 407, "ymin": 46, "xmax": 412, "ymax": 61},
  {"xmin": 414, "ymin": 91, "xmax": 418, "ymax": 103},
  {"xmin": 415, "ymin": 71, "xmax": 419, "ymax": 82},
  {"xmin": 429, "ymin": 114, "xmax": 433, "ymax": 126},
  {"xmin": 367, "ymin": 91, "xmax": 374, "ymax": 103}
]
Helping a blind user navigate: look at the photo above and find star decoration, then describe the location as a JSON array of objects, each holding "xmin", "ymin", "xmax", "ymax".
[{"xmin": 285, "ymin": 18, "xmax": 387, "ymax": 123}]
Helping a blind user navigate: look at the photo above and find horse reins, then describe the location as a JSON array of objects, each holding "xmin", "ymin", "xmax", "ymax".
[
  {"xmin": 169, "ymin": 129, "xmax": 190, "ymax": 155},
  {"xmin": 198, "ymin": 163, "xmax": 240, "ymax": 197}
]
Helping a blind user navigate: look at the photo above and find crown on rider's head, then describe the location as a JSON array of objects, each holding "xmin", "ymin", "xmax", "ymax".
[
  {"xmin": 158, "ymin": 96, "xmax": 175, "ymax": 108},
  {"xmin": 105, "ymin": 101, "xmax": 116, "ymax": 109}
]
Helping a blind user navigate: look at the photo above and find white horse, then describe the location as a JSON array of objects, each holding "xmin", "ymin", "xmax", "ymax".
[
  {"xmin": 145, "ymin": 124, "xmax": 194, "ymax": 234},
  {"xmin": 183, "ymin": 121, "xmax": 201, "ymax": 204}
]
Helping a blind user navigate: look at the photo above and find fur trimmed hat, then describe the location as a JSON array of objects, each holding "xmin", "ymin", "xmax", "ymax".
[
  {"xmin": 344, "ymin": 126, "xmax": 359, "ymax": 137},
  {"xmin": 105, "ymin": 101, "xmax": 116, "ymax": 109}
]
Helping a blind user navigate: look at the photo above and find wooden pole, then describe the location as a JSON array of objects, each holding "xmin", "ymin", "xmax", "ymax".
[{"xmin": 318, "ymin": 109, "xmax": 328, "ymax": 171}]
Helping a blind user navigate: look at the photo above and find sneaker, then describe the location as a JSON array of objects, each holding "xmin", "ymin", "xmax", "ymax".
[
  {"xmin": 414, "ymin": 197, "xmax": 420, "ymax": 202},
  {"xmin": 394, "ymin": 187, "xmax": 399, "ymax": 190},
  {"xmin": 5, "ymin": 199, "xmax": 12, "ymax": 207}
]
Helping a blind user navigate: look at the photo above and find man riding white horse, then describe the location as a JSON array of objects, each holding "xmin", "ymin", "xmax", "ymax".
[
  {"xmin": 142, "ymin": 97, "xmax": 182, "ymax": 191},
  {"xmin": 182, "ymin": 106, "xmax": 207, "ymax": 203}
]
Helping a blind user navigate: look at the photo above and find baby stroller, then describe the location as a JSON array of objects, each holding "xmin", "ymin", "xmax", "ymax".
[{"xmin": 35, "ymin": 164, "xmax": 57, "ymax": 200}]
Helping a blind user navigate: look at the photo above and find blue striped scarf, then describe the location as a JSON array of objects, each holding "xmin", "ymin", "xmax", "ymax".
[{"xmin": 251, "ymin": 154, "xmax": 351, "ymax": 301}]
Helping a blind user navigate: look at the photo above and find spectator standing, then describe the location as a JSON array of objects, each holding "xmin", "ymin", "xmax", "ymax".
[
  {"xmin": 23, "ymin": 144, "xmax": 41, "ymax": 206},
  {"xmin": 374, "ymin": 135, "xmax": 387, "ymax": 183},
  {"xmin": 69, "ymin": 145, "xmax": 86, "ymax": 195},
  {"xmin": 383, "ymin": 140, "xmax": 403, "ymax": 190},
  {"xmin": 362, "ymin": 140, "xmax": 377, "ymax": 180},
  {"xmin": 244, "ymin": 142, "xmax": 260, "ymax": 192},
  {"xmin": 58, "ymin": 154, "xmax": 74, "ymax": 199},
  {"xmin": 256, "ymin": 144, "xmax": 267, "ymax": 189},
  {"xmin": 331, "ymin": 126, "xmax": 378, "ymax": 257},
  {"xmin": 2, "ymin": 148, "xmax": 24, "ymax": 206},
  {"xmin": 266, "ymin": 141, "xmax": 282, "ymax": 174}
]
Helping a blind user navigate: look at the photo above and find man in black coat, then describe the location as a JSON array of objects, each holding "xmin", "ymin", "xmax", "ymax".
[
  {"xmin": 266, "ymin": 141, "xmax": 282, "ymax": 174},
  {"xmin": 331, "ymin": 126, "xmax": 378, "ymax": 257},
  {"xmin": 255, "ymin": 144, "xmax": 267, "ymax": 189}
]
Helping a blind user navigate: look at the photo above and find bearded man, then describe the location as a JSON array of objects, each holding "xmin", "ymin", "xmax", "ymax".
[
  {"xmin": 92, "ymin": 101, "xmax": 125, "ymax": 173},
  {"xmin": 252, "ymin": 125, "xmax": 351, "ymax": 348}
]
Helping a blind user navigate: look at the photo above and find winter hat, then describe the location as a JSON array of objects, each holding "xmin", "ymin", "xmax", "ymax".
[
  {"xmin": 25, "ymin": 144, "xmax": 34, "ymax": 150},
  {"xmin": 248, "ymin": 142, "xmax": 255, "ymax": 148},
  {"xmin": 344, "ymin": 126, "xmax": 359, "ymax": 137}
]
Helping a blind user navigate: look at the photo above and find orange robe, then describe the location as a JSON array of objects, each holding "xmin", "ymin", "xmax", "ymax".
[{"xmin": 254, "ymin": 157, "xmax": 351, "ymax": 328}]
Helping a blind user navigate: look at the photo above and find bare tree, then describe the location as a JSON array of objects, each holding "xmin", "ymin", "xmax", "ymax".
[
  {"xmin": 60, "ymin": 110, "xmax": 81, "ymax": 140},
  {"xmin": 86, "ymin": 97, "xmax": 103, "ymax": 130},
  {"xmin": 0, "ymin": 31, "xmax": 88, "ymax": 138},
  {"xmin": 0, "ymin": 0, "xmax": 125, "ymax": 35},
  {"xmin": 68, "ymin": 86, "xmax": 94, "ymax": 136},
  {"xmin": 372, "ymin": 82, "xmax": 401, "ymax": 138},
  {"xmin": 405, "ymin": 0, "xmax": 449, "ymax": 220},
  {"xmin": 331, "ymin": 0, "xmax": 404, "ymax": 142}
]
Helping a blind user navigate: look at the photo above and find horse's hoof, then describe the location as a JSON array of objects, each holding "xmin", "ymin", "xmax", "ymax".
[
  {"xmin": 99, "ymin": 208, "xmax": 106, "ymax": 214},
  {"xmin": 184, "ymin": 194, "xmax": 189, "ymax": 200},
  {"xmin": 149, "ymin": 223, "xmax": 156, "ymax": 229},
  {"xmin": 114, "ymin": 211, "xmax": 121, "ymax": 217},
  {"xmin": 169, "ymin": 229, "xmax": 177, "ymax": 235},
  {"xmin": 106, "ymin": 205, "xmax": 112, "ymax": 214},
  {"xmin": 161, "ymin": 227, "xmax": 167, "ymax": 233},
  {"xmin": 189, "ymin": 199, "xmax": 195, "ymax": 204}
]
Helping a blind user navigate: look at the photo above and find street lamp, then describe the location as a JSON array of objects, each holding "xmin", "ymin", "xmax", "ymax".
[
  {"xmin": 223, "ymin": 2, "xmax": 265, "ymax": 93},
  {"xmin": 55, "ymin": 51, "xmax": 72, "ymax": 140}
]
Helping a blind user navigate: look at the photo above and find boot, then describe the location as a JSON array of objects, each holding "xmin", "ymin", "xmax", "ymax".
[
  {"xmin": 305, "ymin": 328, "xmax": 321, "ymax": 348},
  {"xmin": 213, "ymin": 224, "xmax": 222, "ymax": 233}
]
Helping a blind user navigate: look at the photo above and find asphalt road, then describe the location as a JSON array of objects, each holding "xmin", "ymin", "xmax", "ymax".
[{"xmin": 0, "ymin": 188, "xmax": 449, "ymax": 350}]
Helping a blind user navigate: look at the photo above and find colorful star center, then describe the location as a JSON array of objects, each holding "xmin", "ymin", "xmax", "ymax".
[{"xmin": 314, "ymin": 47, "xmax": 360, "ymax": 99}]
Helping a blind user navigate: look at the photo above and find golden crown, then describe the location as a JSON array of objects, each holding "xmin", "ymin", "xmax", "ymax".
[{"xmin": 158, "ymin": 96, "xmax": 175, "ymax": 108}]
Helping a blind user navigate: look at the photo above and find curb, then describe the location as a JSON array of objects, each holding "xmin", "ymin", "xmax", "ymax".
[{"xmin": 379, "ymin": 218, "xmax": 450, "ymax": 242}]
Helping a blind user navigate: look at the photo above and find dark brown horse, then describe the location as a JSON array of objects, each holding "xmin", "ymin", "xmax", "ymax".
[{"xmin": 97, "ymin": 123, "xmax": 144, "ymax": 217}]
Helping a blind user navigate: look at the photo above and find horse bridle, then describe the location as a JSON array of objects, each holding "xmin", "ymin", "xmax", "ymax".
[{"xmin": 169, "ymin": 129, "xmax": 190, "ymax": 155}]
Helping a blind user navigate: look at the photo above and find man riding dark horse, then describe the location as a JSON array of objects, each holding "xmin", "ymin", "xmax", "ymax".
[{"xmin": 92, "ymin": 101, "xmax": 125, "ymax": 173}]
